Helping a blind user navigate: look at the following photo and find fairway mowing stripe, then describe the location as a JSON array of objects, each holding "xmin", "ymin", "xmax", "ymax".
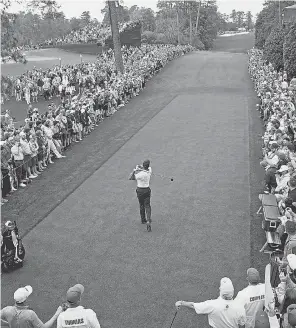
[{"xmin": 22, "ymin": 95, "xmax": 178, "ymax": 239}]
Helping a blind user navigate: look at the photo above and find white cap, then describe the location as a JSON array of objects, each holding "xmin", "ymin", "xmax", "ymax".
[
  {"xmin": 219, "ymin": 277, "xmax": 234, "ymax": 297},
  {"xmin": 14, "ymin": 286, "xmax": 33, "ymax": 303},
  {"xmin": 288, "ymin": 254, "xmax": 296, "ymax": 270},
  {"xmin": 278, "ymin": 165, "xmax": 289, "ymax": 173}
]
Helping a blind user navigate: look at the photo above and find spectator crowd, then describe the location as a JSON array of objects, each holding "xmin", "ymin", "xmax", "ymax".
[
  {"xmin": 0, "ymin": 43, "xmax": 194, "ymax": 205},
  {"xmin": 248, "ymin": 48, "xmax": 296, "ymax": 327}
]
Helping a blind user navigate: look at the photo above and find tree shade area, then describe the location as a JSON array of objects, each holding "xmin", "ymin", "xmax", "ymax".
[{"xmin": 254, "ymin": 0, "xmax": 296, "ymax": 80}]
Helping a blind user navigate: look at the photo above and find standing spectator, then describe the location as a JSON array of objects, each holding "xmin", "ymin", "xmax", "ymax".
[
  {"xmin": 29, "ymin": 134, "xmax": 39, "ymax": 176},
  {"xmin": 1, "ymin": 285, "xmax": 62, "ymax": 328},
  {"xmin": 1, "ymin": 140, "xmax": 12, "ymax": 200},
  {"xmin": 175, "ymin": 277, "xmax": 246, "ymax": 328},
  {"xmin": 19, "ymin": 131, "xmax": 36, "ymax": 179},
  {"xmin": 42, "ymin": 120, "xmax": 65, "ymax": 162},
  {"xmin": 10, "ymin": 136, "xmax": 26, "ymax": 188},
  {"xmin": 235, "ymin": 268, "xmax": 266, "ymax": 328},
  {"xmin": 57, "ymin": 284, "xmax": 101, "ymax": 328},
  {"xmin": 35, "ymin": 130, "xmax": 46, "ymax": 171}
]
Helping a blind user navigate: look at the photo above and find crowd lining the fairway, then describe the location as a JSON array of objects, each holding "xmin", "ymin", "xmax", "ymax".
[
  {"xmin": 248, "ymin": 48, "xmax": 296, "ymax": 327},
  {"xmin": 0, "ymin": 44, "xmax": 194, "ymax": 203}
]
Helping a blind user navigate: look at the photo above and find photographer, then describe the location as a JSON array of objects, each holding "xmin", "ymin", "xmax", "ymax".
[{"xmin": 1, "ymin": 285, "xmax": 62, "ymax": 328}]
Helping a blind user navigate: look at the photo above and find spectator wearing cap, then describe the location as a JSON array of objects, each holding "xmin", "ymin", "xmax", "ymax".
[
  {"xmin": 235, "ymin": 268, "xmax": 266, "ymax": 328},
  {"xmin": 1, "ymin": 285, "xmax": 62, "ymax": 328},
  {"xmin": 175, "ymin": 277, "xmax": 246, "ymax": 328},
  {"xmin": 57, "ymin": 284, "xmax": 101, "ymax": 328}
]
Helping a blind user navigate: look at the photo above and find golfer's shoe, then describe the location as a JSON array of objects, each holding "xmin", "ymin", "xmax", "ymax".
[
  {"xmin": 141, "ymin": 220, "xmax": 147, "ymax": 224},
  {"xmin": 147, "ymin": 224, "xmax": 151, "ymax": 232}
]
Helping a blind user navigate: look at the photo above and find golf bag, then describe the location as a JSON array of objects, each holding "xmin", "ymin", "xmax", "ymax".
[{"xmin": 1, "ymin": 221, "xmax": 25, "ymax": 273}]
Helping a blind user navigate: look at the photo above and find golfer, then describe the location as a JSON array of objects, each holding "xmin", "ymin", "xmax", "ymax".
[
  {"xmin": 175, "ymin": 277, "xmax": 246, "ymax": 328},
  {"xmin": 129, "ymin": 159, "xmax": 152, "ymax": 231}
]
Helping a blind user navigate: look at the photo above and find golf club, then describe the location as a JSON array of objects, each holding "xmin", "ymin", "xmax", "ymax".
[{"xmin": 169, "ymin": 309, "xmax": 178, "ymax": 328}]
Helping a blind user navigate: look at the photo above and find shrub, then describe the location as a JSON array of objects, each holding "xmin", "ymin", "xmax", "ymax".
[
  {"xmin": 141, "ymin": 31, "xmax": 157, "ymax": 43},
  {"xmin": 284, "ymin": 23, "xmax": 296, "ymax": 80},
  {"xmin": 263, "ymin": 25, "xmax": 285, "ymax": 70}
]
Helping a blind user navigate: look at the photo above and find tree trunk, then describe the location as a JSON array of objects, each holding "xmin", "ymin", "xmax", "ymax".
[
  {"xmin": 189, "ymin": 12, "xmax": 192, "ymax": 45},
  {"xmin": 176, "ymin": 5, "xmax": 180, "ymax": 45},
  {"xmin": 108, "ymin": 0, "xmax": 124, "ymax": 74},
  {"xmin": 195, "ymin": 0, "xmax": 201, "ymax": 35}
]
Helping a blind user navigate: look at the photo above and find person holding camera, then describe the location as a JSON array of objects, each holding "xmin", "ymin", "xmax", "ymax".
[
  {"xmin": 57, "ymin": 284, "xmax": 101, "ymax": 328},
  {"xmin": 1, "ymin": 285, "xmax": 62, "ymax": 328}
]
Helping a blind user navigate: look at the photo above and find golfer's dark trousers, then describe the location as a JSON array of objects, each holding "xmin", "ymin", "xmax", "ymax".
[{"xmin": 136, "ymin": 187, "xmax": 151, "ymax": 224}]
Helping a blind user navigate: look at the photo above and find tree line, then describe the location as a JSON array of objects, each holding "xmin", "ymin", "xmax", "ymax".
[
  {"xmin": 255, "ymin": 0, "xmax": 296, "ymax": 79},
  {"xmin": 1, "ymin": 0, "xmax": 255, "ymax": 58}
]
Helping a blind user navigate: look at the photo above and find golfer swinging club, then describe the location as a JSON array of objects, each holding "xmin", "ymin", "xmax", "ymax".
[{"xmin": 129, "ymin": 159, "xmax": 152, "ymax": 232}]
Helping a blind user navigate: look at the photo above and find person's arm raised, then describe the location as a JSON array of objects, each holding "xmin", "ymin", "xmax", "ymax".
[{"xmin": 31, "ymin": 306, "xmax": 62, "ymax": 328}]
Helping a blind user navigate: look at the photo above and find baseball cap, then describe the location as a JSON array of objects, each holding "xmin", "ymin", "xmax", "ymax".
[
  {"xmin": 288, "ymin": 254, "xmax": 296, "ymax": 270},
  {"xmin": 219, "ymin": 277, "xmax": 234, "ymax": 297},
  {"xmin": 247, "ymin": 268, "xmax": 260, "ymax": 284},
  {"xmin": 14, "ymin": 286, "xmax": 33, "ymax": 303},
  {"xmin": 66, "ymin": 284, "xmax": 84, "ymax": 304},
  {"xmin": 278, "ymin": 165, "xmax": 289, "ymax": 173}
]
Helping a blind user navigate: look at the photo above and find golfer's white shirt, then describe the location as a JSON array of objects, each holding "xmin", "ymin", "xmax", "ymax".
[
  {"xmin": 235, "ymin": 284, "xmax": 265, "ymax": 328},
  {"xmin": 57, "ymin": 306, "xmax": 101, "ymax": 328},
  {"xmin": 135, "ymin": 167, "xmax": 152, "ymax": 188},
  {"xmin": 194, "ymin": 297, "xmax": 246, "ymax": 328}
]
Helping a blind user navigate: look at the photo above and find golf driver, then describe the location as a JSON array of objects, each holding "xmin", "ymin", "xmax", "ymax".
[{"xmin": 169, "ymin": 309, "xmax": 178, "ymax": 328}]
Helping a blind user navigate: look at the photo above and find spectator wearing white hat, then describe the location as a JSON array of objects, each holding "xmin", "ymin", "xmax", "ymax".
[
  {"xmin": 1, "ymin": 285, "xmax": 62, "ymax": 328},
  {"xmin": 275, "ymin": 165, "xmax": 290, "ymax": 201},
  {"xmin": 175, "ymin": 277, "xmax": 246, "ymax": 328},
  {"xmin": 57, "ymin": 284, "xmax": 101, "ymax": 328},
  {"xmin": 235, "ymin": 268, "xmax": 266, "ymax": 328}
]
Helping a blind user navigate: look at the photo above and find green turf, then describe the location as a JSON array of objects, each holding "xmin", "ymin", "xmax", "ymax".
[{"xmin": 2, "ymin": 34, "xmax": 267, "ymax": 328}]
